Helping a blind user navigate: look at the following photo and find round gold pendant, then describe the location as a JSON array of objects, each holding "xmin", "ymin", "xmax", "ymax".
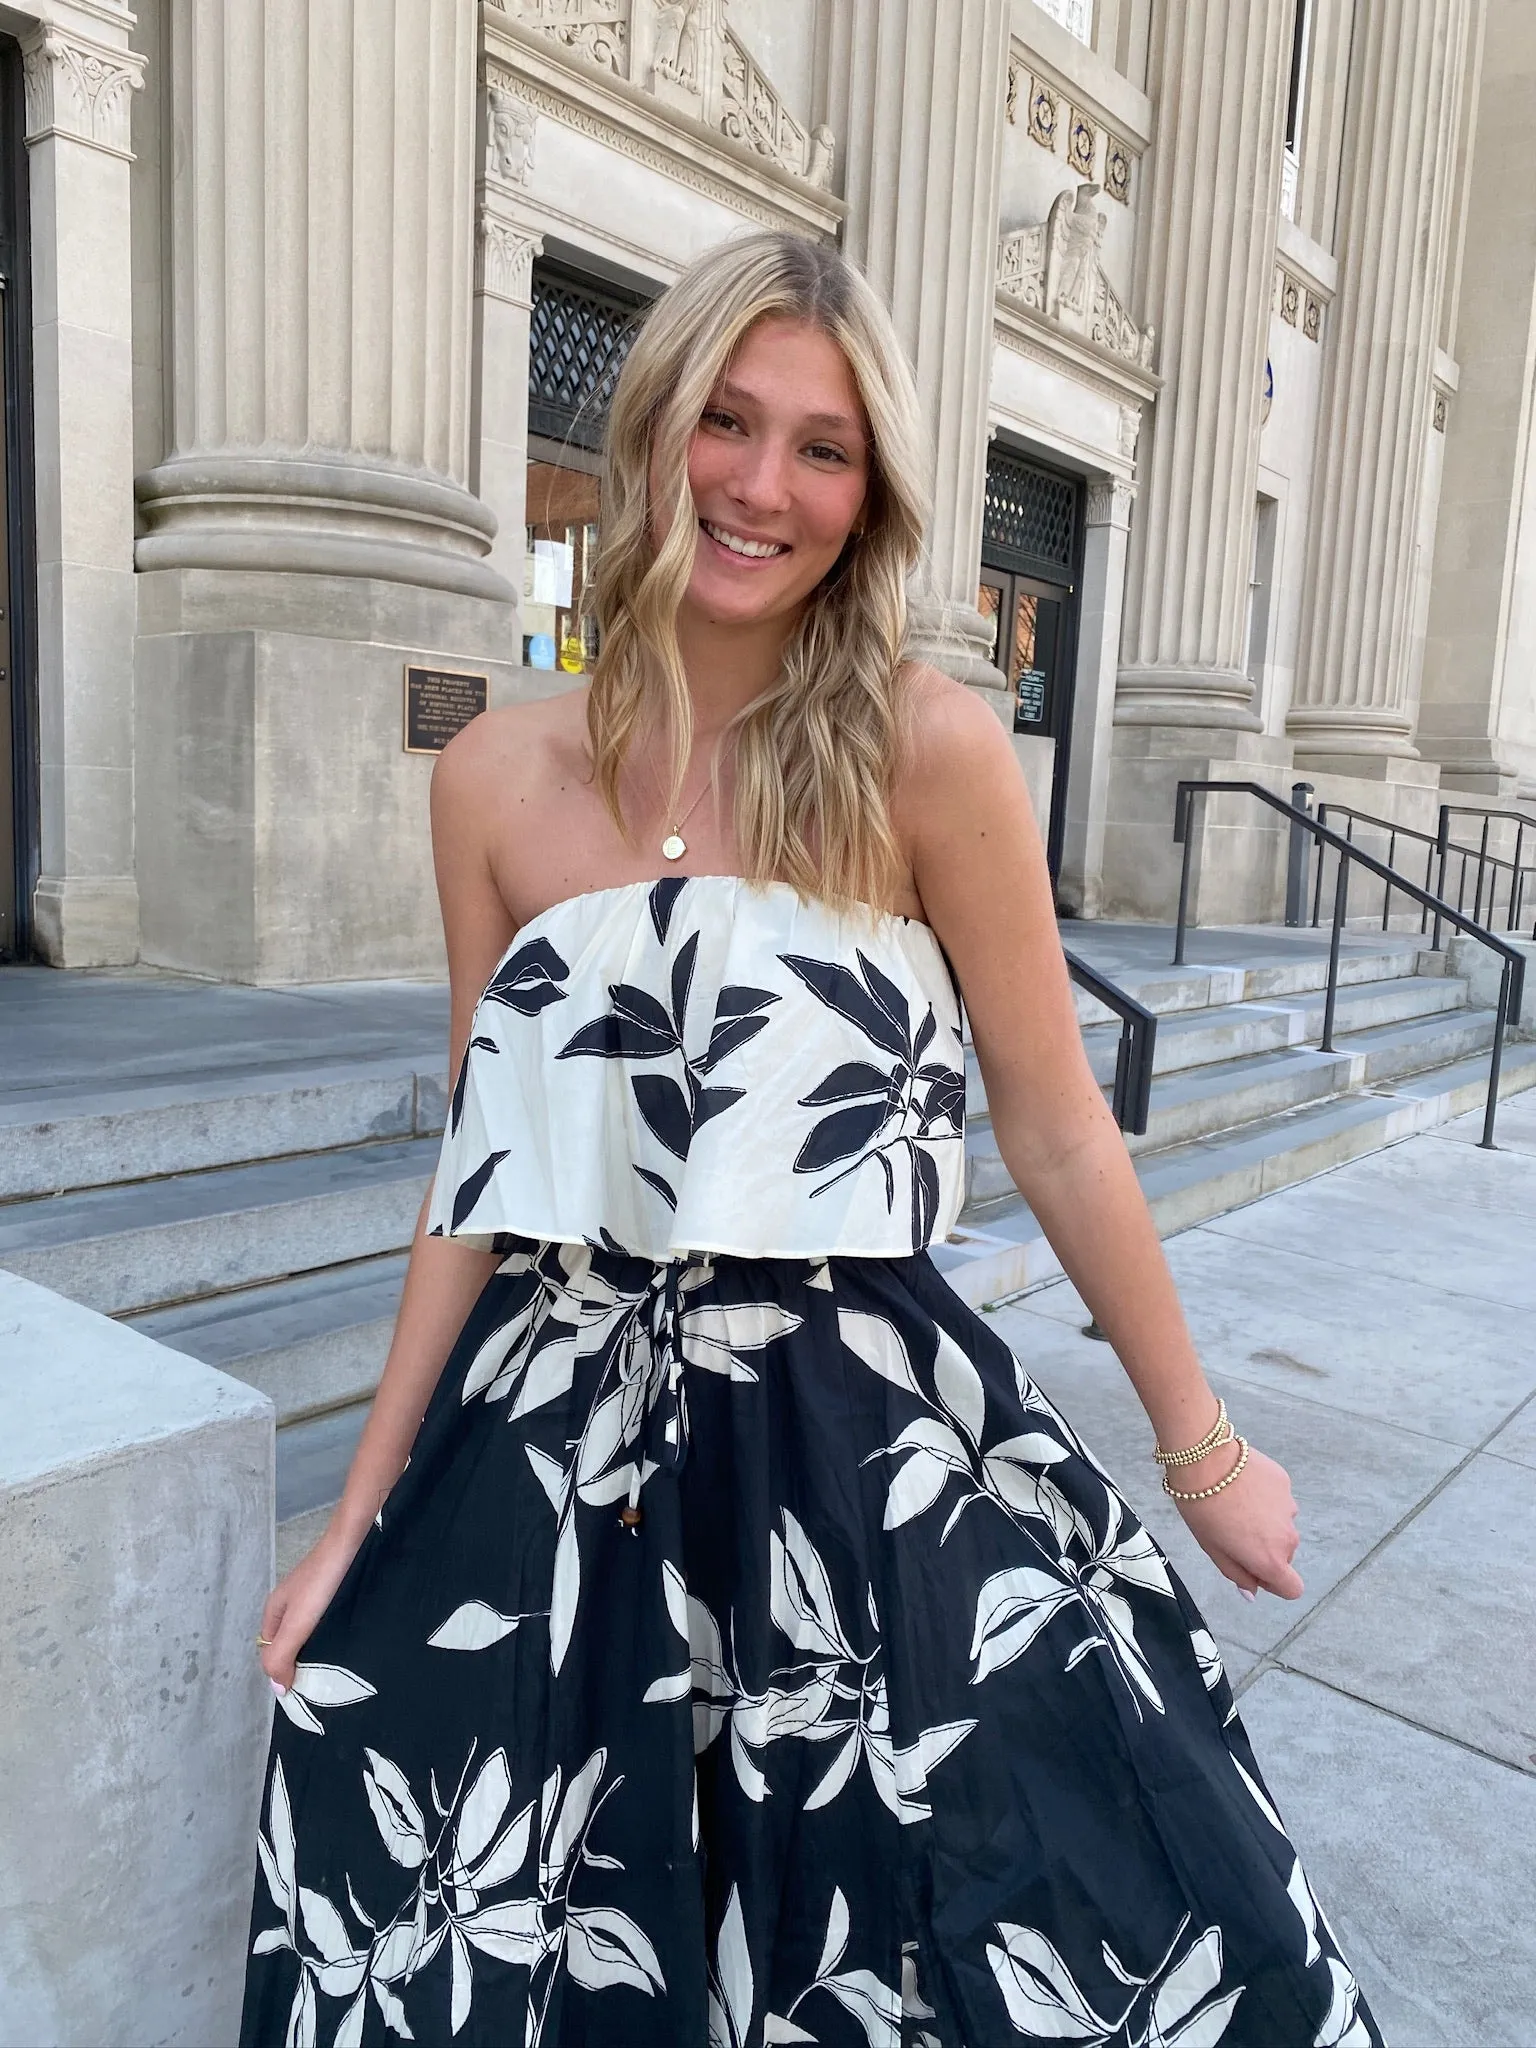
[{"xmin": 661, "ymin": 833, "xmax": 687, "ymax": 861}]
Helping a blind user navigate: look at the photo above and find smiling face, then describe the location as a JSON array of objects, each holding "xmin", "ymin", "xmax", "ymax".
[{"xmin": 672, "ymin": 314, "xmax": 872, "ymax": 636}]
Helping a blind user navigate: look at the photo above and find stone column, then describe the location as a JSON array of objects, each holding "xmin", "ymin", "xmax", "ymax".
[
  {"xmin": 133, "ymin": 0, "xmax": 519, "ymax": 984},
  {"xmin": 1286, "ymin": 0, "xmax": 1474, "ymax": 773},
  {"xmin": 1409, "ymin": 0, "xmax": 1532, "ymax": 794},
  {"xmin": 471, "ymin": 79, "xmax": 542, "ymax": 604},
  {"xmin": 822, "ymin": 0, "xmax": 1011, "ymax": 697},
  {"xmin": 1115, "ymin": 0, "xmax": 1295, "ymax": 729},
  {"xmin": 136, "ymin": 0, "xmax": 501, "ymax": 598},
  {"xmin": 1099, "ymin": 0, "xmax": 1298, "ymax": 922},
  {"xmin": 22, "ymin": 20, "xmax": 145, "ymax": 966},
  {"xmin": 1057, "ymin": 476, "xmax": 1133, "ymax": 917}
]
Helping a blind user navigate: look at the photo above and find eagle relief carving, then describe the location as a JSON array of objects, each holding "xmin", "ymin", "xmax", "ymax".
[{"xmin": 998, "ymin": 182, "xmax": 1154, "ymax": 370}]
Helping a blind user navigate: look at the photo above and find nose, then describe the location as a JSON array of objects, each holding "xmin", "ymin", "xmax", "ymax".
[{"xmin": 726, "ymin": 434, "xmax": 795, "ymax": 516}]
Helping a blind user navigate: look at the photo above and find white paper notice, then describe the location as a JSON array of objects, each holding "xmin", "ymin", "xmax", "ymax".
[{"xmin": 532, "ymin": 539, "xmax": 574, "ymax": 608}]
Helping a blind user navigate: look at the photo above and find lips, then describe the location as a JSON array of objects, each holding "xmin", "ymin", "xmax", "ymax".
[{"xmin": 700, "ymin": 519, "xmax": 791, "ymax": 561}]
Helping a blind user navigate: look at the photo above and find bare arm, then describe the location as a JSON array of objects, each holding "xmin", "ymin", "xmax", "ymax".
[
  {"xmin": 900, "ymin": 675, "xmax": 1301, "ymax": 1600},
  {"xmin": 260, "ymin": 725, "xmax": 521, "ymax": 1686}
]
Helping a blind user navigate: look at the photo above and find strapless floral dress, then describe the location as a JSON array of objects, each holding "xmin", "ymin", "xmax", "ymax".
[{"xmin": 240, "ymin": 876, "xmax": 1382, "ymax": 2048}]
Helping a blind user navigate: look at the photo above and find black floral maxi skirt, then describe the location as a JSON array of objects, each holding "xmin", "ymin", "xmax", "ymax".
[{"xmin": 240, "ymin": 1239, "xmax": 1383, "ymax": 2048}]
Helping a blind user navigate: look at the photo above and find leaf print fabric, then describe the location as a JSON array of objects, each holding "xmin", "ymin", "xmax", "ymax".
[
  {"xmin": 244, "ymin": 881, "xmax": 1381, "ymax": 2045},
  {"xmin": 425, "ymin": 878, "xmax": 967, "ymax": 1260},
  {"xmin": 242, "ymin": 1239, "xmax": 1383, "ymax": 2047}
]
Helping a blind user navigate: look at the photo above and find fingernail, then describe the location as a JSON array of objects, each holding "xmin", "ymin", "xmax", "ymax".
[
  {"xmin": 1240, "ymin": 1590, "xmax": 1257, "ymax": 1603},
  {"xmin": 270, "ymin": 1678, "xmax": 288, "ymax": 1697}
]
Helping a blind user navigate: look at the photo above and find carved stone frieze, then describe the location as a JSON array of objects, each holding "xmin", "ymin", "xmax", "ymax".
[
  {"xmin": 487, "ymin": 85, "xmax": 538, "ymax": 184},
  {"xmin": 498, "ymin": 0, "xmax": 830, "ymax": 189},
  {"xmin": 720, "ymin": 27, "xmax": 819, "ymax": 182},
  {"xmin": 997, "ymin": 182, "xmax": 1154, "ymax": 369},
  {"xmin": 512, "ymin": 0, "xmax": 629, "ymax": 74},
  {"xmin": 1433, "ymin": 390, "xmax": 1448, "ymax": 432},
  {"xmin": 22, "ymin": 26, "xmax": 144, "ymax": 157},
  {"xmin": 1272, "ymin": 263, "xmax": 1322, "ymax": 342}
]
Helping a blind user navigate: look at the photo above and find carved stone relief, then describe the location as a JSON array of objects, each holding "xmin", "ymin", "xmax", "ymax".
[
  {"xmin": 997, "ymin": 183, "xmax": 1155, "ymax": 369},
  {"xmin": 1028, "ymin": 81, "xmax": 1059, "ymax": 150},
  {"xmin": 513, "ymin": 0, "xmax": 628, "ymax": 74},
  {"xmin": 487, "ymin": 85, "xmax": 538, "ymax": 184},
  {"xmin": 1067, "ymin": 110, "xmax": 1096, "ymax": 178},
  {"xmin": 1272, "ymin": 264, "xmax": 1322, "ymax": 343},
  {"xmin": 502, "ymin": 0, "xmax": 829, "ymax": 187},
  {"xmin": 22, "ymin": 27, "xmax": 144, "ymax": 156},
  {"xmin": 1103, "ymin": 137, "xmax": 1132, "ymax": 203},
  {"xmin": 1433, "ymin": 391, "xmax": 1448, "ymax": 432}
]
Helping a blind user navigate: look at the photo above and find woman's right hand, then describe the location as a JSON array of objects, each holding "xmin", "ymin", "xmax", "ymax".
[{"xmin": 258, "ymin": 1527, "xmax": 363, "ymax": 1692}]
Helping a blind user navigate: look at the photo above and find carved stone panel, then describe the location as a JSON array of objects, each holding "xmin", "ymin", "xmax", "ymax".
[
  {"xmin": 1103, "ymin": 136, "xmax": 1132, "ymax": 203},
  {"xmin": 513, "ymin": 0, "xmax": 629, "ymax": 74},
  {"xmin": 1067, "ymin": 110, "xmax": 1096, "ymax": 178},
  {"xmin": 997, "ymin": 183, "xmax": 1154, "ymax": 369},
  {"xmin": 1028, "ymin": 82, "xmax": 1059, "ymax": 151}
]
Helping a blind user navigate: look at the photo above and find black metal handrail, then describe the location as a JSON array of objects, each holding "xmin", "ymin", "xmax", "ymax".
[
  {"xmin": 1436, "ymin": 805, "xmax": 1535, "ymax": 939},
  {"xmin": 1173, "ymin": 780, "xmax": 1528, "ymax": 1149},
  {"xmin": 1299, "ymin": 796, "xmax": 1536, "ymax": 943},
  {"xmin": 1063, "ymin": 948, "xmax": 1158, "ymax": 1136}
]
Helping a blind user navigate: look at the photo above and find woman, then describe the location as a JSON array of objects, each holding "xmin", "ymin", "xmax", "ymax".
[{"xmin": 242, "ymin": 233, "xmax": 1382, "ymax": 2048}]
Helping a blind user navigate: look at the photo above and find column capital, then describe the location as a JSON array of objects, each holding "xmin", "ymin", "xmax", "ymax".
[
  {"xmin": 21, "ymin": 24, "xmax": 144, "ymax": 159},
  {"xmin": 1084, "ymin": 477, "xmax": 1135, "ymax": 529},
  {"xmin": 476, "ymin": 200, "xmax": 543, "ymax": 311}
]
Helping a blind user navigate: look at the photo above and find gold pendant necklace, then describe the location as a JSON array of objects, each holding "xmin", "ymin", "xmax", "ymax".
[{"xmin": 650, "ymin": 757, "xmax": 714, "ymax": 861}]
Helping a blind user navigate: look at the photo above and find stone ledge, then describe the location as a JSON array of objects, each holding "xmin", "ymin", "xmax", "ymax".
[{"xmin": 0, "ymin": 1272, "xmax": 273, "ymax": 2047}]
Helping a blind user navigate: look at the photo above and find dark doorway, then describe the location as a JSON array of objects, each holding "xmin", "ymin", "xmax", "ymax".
[
  {"xmin": 978, "ymin": 444, "xmax": 1083, "ymax": 883},
  {"xmin": 0, "ymin": 38, "xmax": 34, "ymax": 963}
]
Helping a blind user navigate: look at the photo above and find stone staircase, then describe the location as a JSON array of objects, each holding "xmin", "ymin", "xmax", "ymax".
[
  {"xmin": 935, "ymin": 922, "xmax": 1536, "ymax": 1307},
  {"xmin": 1, "ymin": 922, "xmax": 1533, "ymax": 1562}
]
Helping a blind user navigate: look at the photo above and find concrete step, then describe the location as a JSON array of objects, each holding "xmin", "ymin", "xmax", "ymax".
[
  {"xmin": 127, "ymin": 1253, "xmax": 407, "ymax": 1425},
  {"xmin": 277, "ymin": 1402, "xmax": 373, "ymax": 1525},
  {"xmin": 0, "ymin": 1136, "xmax": 437, "ymax": 1316},
  {"xmin": 1064, "ymin": 936, "xmax": 1427, "ymax": 1027},
  {"xmin": 1083, "ymin": 973, "xmax": 1469, "ymax": 1085},
  {"xmin": 940, "ymin": 1039, "xmax": 1536, "ymax": 1310},
  {"xmin": 0, "ymin": 1057, "xmax": 448, "ymax": 1203}
]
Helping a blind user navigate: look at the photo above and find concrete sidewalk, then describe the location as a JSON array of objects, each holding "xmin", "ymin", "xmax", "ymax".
[{"xmin": 990, "ymin": 1095, "xmax": 1536, "ymax": 2048}]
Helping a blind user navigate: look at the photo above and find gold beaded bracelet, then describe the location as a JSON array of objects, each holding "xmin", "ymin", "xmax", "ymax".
[
  {"xmin": 1163, "ymin": 1436, "xmax": 1250, "ymax": 1502},
  {"xmin": 1154, "ymin": 1399, "xmax": 1233, "ymax": 1469}
]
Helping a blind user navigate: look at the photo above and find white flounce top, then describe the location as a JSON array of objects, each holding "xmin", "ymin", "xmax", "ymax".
[{"xmin": 427, "ymin": 875, "xmax": 966, "ymax": 1261}]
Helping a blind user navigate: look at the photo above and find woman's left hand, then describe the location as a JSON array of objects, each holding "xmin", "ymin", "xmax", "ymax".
[{"xmin": 1170, "ymin": 1443, "xmax": 1304, "ymax": 1600}]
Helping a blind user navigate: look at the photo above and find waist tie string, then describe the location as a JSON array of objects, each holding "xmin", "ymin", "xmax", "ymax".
[{"xmin": 620, "ymin": 1253, "xmax": 695, "ymax": 1531}]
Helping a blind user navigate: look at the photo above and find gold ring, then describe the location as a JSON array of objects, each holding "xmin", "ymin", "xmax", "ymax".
[{"xmin": 256, "ymin": 1634, "xmax": 274, "ymax": 1647}]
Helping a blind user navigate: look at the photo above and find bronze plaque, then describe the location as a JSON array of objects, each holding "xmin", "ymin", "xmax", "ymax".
[{"xmin": 403, "ymin": 666, "xmax": 489, "ymax": 754}]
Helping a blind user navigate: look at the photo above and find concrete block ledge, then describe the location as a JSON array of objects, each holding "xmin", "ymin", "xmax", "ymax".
[{"xmin": 0, "ymin": 1272, "xmax": 274, "ymax": 2048}]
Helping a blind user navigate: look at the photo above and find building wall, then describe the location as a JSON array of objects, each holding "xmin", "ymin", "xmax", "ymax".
[{"xmin": 9, "ymin": 0, "xmax": 1536, "ymax": 977}]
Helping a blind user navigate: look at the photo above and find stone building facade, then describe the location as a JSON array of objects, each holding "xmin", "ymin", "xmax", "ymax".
[{"xmin": 1, "ymin": 0, "xmax": 1533, "ymax": 980}]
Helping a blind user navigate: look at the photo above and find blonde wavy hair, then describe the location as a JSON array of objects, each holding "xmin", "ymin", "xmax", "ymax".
[{"xmin": 585, "ymin": 231, "xmax": 931, "ymax": 911}]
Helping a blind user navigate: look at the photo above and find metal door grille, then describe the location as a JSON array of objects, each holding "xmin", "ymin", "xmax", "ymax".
[
  {"xmin": 982, "ymin": 449, "xmax": 1077, "ymax": 576},
  {"xmin": 528, "ymin": 265, "xmax": 649, "ymax": 451}
]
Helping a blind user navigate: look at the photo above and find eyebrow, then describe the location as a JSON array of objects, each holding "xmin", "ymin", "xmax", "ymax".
[{"xmin": 716, "ymin": 380, "xmax": 866, "ymax": 437}]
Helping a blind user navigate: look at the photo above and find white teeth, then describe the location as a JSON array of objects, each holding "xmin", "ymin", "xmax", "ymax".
[{"xmin": 703, "ymin": 521, "xmax": 788, "ymax": 559}]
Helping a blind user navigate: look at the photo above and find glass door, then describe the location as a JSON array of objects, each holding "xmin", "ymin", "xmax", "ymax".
[{"xmin": 977, "ymin": 567, "xmax": 1070, "ymax": 741}]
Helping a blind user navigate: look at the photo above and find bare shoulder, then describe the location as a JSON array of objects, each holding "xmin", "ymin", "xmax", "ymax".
[
  {"xmin": 433, "ymin": 691, "xmax": 580, "ymax": 808},
  {"xmin": 892, "ymin": 662, "xmax": 1022, "ymax": 828}
]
